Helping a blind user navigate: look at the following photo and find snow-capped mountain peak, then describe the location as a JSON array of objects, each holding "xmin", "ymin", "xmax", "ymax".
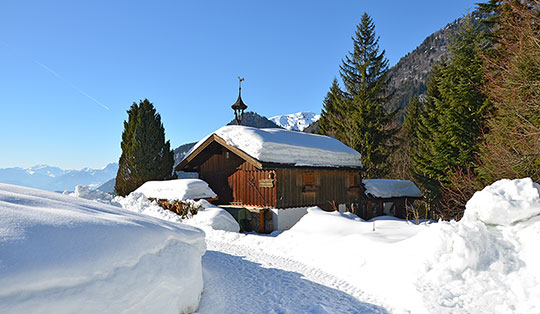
[
  {"xmin": 26, "ymin": 164, "xmax": 65, "ymax": 178},
  {"xmin": 269, "ymin": 111, "xmax": 320, "ymax": 132}
]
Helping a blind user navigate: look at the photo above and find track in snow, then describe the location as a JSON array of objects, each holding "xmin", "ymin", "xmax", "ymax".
[{"xmin": 197, "ymin": 239, "xmax": 389, "ymax": 314}]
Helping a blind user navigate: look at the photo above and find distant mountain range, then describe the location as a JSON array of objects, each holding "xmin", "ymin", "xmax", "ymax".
[
  {"xmin": 0, "ymin": 163, "xmax": 118, "ymax": 192},
  {"xmin": 269, "ymin": 111, "xmax": 320, "ymax": 132}
]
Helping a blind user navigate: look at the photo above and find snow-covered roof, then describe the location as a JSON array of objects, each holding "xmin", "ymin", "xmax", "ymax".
[
  {"xmin": 134, "ymin": 179, "xmax": 217, "ymax": 201},
  {"xmin": 183, "ymin": 125, "xmax": 363, "ymax": 168},
  {"xmin": 363, "ymin": 179, "xmax": 422, "ymax": 198}
]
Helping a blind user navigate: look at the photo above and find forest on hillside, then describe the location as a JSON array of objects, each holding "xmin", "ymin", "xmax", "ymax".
[{"xmin": 317, "ymin": 0, "xmax": 540, "ymax": 220}]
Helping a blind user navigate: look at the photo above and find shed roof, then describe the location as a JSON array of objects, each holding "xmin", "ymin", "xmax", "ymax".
[
  {"xmin": 178, "ymin": 126, "xmax": 363, "ymax": 170},
  {"xmin": 363, "ymin": 179, "xmax": 423, "ymax": 199}
]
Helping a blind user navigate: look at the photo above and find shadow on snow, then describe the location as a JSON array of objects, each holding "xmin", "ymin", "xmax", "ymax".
[{"xmin": 198, "ymin": 250, "xmax": 388, "ymax": 314}]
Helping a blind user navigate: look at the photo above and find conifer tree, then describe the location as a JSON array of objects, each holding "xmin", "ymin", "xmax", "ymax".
[
  {"xmin": 319, "ymin": 13, "xmax": 395, "ymax": 178},
  {"xmin": 318, "ymin": 78, "xmax": 344, "ymax": 137},
  {"xmin": 385, "ymin": 95, "xmax": 422, "ymax": 180},
  {"xmin": 410, "ymin": 16, "xmax": 489, "ymax": 215},
  {"xmin": 115, "ymin": 99, "xmax": 175, "ymax": 196}
]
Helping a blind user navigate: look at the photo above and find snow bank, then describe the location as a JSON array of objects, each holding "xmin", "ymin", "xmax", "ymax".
[
  {"xmin": 67, "ymin": 184, "xmax": 238, "ymax": 232},
  {"xmin": 185, "ymin": 125, "xmax": 363, "ymax": 168},
  {"xmin": 270, "ymin": 207, "xmax": 309, "ymax": 231},
  {"xmin": 0, "ymin": 183, "xmax": 205, "ymax": 314},
  {"xmin": 185, "ymin": 200, "xmax": 240, "ymax": 232},
  {"xmin": 65, "ymin": 185, "xmax": 115, "ymax": 204},
  {"xmin": 415, "ymin": 178, "xmax": 540, "ymax": 313},
  {"xmin": 463, "ymin": 177, "xmax": 540, "ymax": 225},
  {"xmin": 114, "ymin": 192, "xmax": 183, "ymax": 223},
  {"xmin": 363, "ymin": 179, "xmax": 422, "ymax": 198},
  {"xmin": 134, "ymin": 178, "xmax": 217, "ymax": 201}
]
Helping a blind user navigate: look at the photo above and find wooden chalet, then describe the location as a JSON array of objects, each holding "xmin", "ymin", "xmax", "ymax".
[{"xmin": 175, "ymin": 126, "xmax": 365, "ymax": 214}]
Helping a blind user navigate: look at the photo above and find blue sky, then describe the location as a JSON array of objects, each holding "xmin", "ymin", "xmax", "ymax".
[{"xmin": 0, "ymin": 0, "xmax": 478, "ymax": 169}]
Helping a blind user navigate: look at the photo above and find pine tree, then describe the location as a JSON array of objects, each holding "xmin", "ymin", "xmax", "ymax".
[
  {"xmin": 410, "ymin": 16, "xmax": 489, "ymax": 216},
  {"xmin": 115, "ymin": 99, "xmax": 175, "ymax": 196},
  {"xmin": 319, "ymin": 13, "xmax": 396, "ymax": 178}
]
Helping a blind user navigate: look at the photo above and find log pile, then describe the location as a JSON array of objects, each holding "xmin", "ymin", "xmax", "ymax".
[{"xmin": 149, "ymin": 198, "xmax": 202, "ymax": 218}]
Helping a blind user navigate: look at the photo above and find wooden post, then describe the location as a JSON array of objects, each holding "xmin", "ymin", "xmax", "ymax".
[{"xmin": 259, "ymin": 209, "xmax": 265, "ymax": 233}]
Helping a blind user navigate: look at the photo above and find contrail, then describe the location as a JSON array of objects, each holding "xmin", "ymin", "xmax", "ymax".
[
  {"xmin": 33, "ymin": 61, "xmax": 110, "ymax": 110},
  {"xmin": 0, "ymin": 40, "xmax": 109, "ymax": 110}
]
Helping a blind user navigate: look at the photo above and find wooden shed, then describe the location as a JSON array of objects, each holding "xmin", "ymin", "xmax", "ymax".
[
  {"xmin": 175, "ymin": 126, "xmax": 365, "ymax": 213},
  {"xmin": 355, "ymin": 179, "xmax": 423, "ymax": 220}
]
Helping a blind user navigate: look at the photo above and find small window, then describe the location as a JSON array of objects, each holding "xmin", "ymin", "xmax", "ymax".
[
  {"xmin": 225, "ymin": 151, "xmax": 230, "ymax": 159},
  {"xmin": 303, "ymin": 172, "xmax": 315, "ymax": 186},
  {"xmin": 302, "ymin": 171, "xmax": 317, "ymax": 192}
]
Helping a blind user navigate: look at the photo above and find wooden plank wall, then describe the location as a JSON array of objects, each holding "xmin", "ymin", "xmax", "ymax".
[
  {"xmin": 199, "ymin": 146, "xmax": 243, "ymax": 204},
  {"xmin": 229, "ymin": 162, "xmax": 277, "ymax": 208},
  {"xmin": 276, "ymin": 169, "xmax": 361, "ymax": 210}
]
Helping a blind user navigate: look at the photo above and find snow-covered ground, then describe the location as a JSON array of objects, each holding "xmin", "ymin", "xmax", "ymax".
[
  {"xmin": 0, "ymin": 183, "xmax": 205, "ymax": 314},
  {"xmin": 3, "ymin": 178, "xmax": 540, "ymax": 313},
  {"xmin": 194, "ymin": 178, "xmax": 540, "ymax": 313}
]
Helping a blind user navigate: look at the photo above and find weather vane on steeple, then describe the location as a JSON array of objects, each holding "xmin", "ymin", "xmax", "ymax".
[{"xmin": 231, "ymin": 76, "xmax": 248, "ymax": 125}]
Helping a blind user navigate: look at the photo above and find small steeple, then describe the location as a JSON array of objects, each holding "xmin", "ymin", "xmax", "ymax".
[{"xmin": 231, "ymin": 76, "xmax": 247, "ymax": 125}]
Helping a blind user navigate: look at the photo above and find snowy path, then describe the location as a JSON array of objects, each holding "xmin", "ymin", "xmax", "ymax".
[{"xmin": 197, "ymin": 237, "xmax": 389, "ymax": 314}]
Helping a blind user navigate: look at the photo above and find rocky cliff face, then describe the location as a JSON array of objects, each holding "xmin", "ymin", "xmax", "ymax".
[{"xmin": 386, "ymin": 11, "xmax": 484, "ymax": 121}]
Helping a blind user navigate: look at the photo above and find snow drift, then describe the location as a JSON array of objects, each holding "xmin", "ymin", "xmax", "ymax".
[
  {"xmin": 67, "ymin": 183, "xmax": 237, "ymax": 232},
  {"xmin": 65, "ymin": 185, "xmax": 115, "ymax": 204},
  {"xmin": 184, "ymin": 200, "xmax": 240, "ymax": 232},
  {"xmin": 416, "ymin": 178, "xmax": 540, "ymax": 313},
  {"xmin": 114, "ymin": 192, "xmax": 184, "ymax": 223},
  {"xmin": 0, "ymin": 183, "xmax": 206, "ymax": 314}
]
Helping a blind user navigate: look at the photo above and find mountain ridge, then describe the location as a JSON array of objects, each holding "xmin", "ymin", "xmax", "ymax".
[{"xmin": 0, "ymin": 163, "xmax": 118, "ymax": 192}]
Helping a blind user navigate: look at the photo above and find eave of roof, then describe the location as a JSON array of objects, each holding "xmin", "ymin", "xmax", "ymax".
[{"xmin": 175, "ymin": 134, "xmax": 262, "ymax": 171}]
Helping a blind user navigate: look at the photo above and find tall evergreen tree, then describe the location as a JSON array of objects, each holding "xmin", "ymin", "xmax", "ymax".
[
  {"xmin": 410, "ymin": 16, "xmax": 490, "ymax": 217},
  {"xmin": 318, "ymin": 13, "xmax": 395, "ymax": 178},
  {"xmin": 115, "ymin": 99, "xmax": 175, "ymax": 196}
]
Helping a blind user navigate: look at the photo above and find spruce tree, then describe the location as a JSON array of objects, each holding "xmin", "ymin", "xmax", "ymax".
[
  {"xmin": 319, "ymin": 13, "xmax": 395, "ymax": 178},
  {"xmin": 318, "ymin": 78, "xmax": 344, "ymax": 137},
  {"xmin": 115, "ymin": 99, "xmax": 175, "ymax": 196},
  {"xmin": 410, "ymin": 16, "xmax": 489, "ymax": 216}
]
